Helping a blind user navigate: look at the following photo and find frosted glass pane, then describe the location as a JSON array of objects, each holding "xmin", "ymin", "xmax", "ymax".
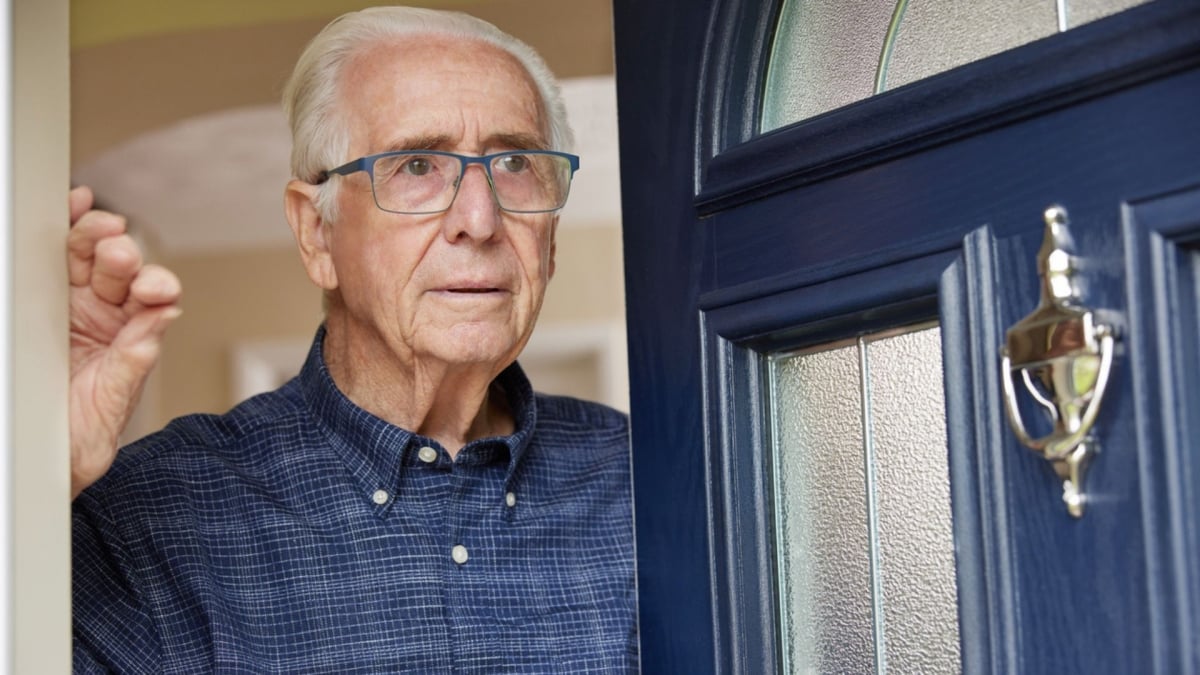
[
  {"xmin": 762, "ymin": 0, "xmax": 896, "ymax": 130},
  {"xmin": 865, "ymin": 327, "xmax": 960, "ymax": 673},
  {"xmin": 770, "ymin": 325, "xmax": 956, "ymax": 673},
  {"xmin": 771, "ymin": 343, "xmax": 874, "ymax": 674},
  {"xmin": 882, "ymin": 1, "xmax": 1056, "ymax": 91},
  {"xmin": 1065, "ymin": 0, "xmax": 1152, "ymax": 28}
]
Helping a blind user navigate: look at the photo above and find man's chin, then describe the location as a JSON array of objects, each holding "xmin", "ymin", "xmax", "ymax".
[{"xmin": 422, "ymin": 327, "xmax": 522, "ymax": 369}]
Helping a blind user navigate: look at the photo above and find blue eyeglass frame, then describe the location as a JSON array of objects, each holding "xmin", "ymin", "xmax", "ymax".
[{"xmin": 315, "ymin": 149, "xmax": 582, "ymax": 214}]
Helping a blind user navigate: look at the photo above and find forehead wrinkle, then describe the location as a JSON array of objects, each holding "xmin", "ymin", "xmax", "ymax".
[{"xmin": 342, "ymin": 37, "xmax": 549, "ymax": 158}]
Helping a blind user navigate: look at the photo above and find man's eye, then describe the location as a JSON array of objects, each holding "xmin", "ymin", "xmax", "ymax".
[
  {"xmin": 498, "ymin": 154, "xmax": 530, "ymax": 173},
  {"xmin": 402, "ymin": 157, "xmax": 433, "ymax": 176}
]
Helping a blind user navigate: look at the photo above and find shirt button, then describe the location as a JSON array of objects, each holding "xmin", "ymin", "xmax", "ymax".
[
  {"xmin": 451, "ymin": 544, "xmax": 469, "ymax": 565},
  {"xmin": 418, "ymin": 446, "xmax": 438, "ymax": 463},
  {"xmin": 505, "ymin": 491, "xmax": 517, "ymax": 507},
  {"xmin": 371, "ymin": 489, "xmax": 389, "ymax": 505}
]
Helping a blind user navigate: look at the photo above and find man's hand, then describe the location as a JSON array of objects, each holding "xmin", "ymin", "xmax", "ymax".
[{"xmin": 69, "ymin": 186, "xmax": 182, "ymax": 499}]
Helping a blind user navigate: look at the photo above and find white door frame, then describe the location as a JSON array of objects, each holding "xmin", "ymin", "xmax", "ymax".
[{"xmin": 3, "ymin": 0, "xmax": 70, "ymax": 671}]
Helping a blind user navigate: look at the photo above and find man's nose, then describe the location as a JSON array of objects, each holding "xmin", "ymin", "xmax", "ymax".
[{"xmin": 442, "ymin": 163, "xmax": 501, "ymax": 242}]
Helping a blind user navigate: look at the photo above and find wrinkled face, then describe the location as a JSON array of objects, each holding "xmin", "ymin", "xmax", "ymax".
[{"xmin": 325, "ymin": 37, "xmax": 557, "ymax": 373}]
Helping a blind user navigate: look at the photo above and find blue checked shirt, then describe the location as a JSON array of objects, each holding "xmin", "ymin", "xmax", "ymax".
[{"xmin": 72, "ymin": 327, "xmax": 637, "ymax": 673}]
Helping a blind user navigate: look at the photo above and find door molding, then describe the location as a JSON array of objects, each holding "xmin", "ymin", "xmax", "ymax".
[
  {"xmin": 940, "ymin": 226, "xmax": 1017, "ymax": 674},
  {"xmin": 1122, "ymin": 184, "xmax": 1200, "ymax": 673}
]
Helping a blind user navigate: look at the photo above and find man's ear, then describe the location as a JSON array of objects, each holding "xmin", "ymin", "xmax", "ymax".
[{"xmin": 285, "ymin": 180, "xmax": 338, "ymax": 291}]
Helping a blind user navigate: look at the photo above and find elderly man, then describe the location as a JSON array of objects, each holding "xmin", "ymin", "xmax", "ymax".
[{"xmin": 69, "ymin": 7, "xmax": 635, "ymax": 672}]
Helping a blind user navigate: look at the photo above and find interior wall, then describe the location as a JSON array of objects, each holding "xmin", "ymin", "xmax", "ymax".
[{"xmin": 154, "ymin": 247, "xmax": 322, "ymax": 428}]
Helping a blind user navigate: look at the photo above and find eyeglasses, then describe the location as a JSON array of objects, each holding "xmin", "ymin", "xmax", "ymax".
[{"xmin": 317, "ymin": 149, "xmax": 580, "ymax": 215}]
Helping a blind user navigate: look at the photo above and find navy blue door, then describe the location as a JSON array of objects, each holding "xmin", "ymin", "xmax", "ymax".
[{"xmin": 613, "ymin": 1, "xmax": 1200, "ymax": 672}]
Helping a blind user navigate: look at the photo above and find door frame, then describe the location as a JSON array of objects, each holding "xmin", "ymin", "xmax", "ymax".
[{"xmin": 4, "ymin": 0, "xmax": 71, "ymax": 671}]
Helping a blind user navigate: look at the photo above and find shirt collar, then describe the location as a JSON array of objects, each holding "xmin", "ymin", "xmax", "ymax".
[{"xmin": 298, "ymin": 325, "xmax": 538, "ymax": 508}]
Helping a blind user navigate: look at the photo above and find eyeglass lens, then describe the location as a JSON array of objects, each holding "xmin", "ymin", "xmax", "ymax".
[{"xmin": 369, "ymin": 152, "xmax": 572, "ymax": 214}]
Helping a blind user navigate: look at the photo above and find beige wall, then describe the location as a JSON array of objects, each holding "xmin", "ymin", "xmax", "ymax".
[{"xmin": 152, "ymin": 247, "xmax": 321, "ymax": 427}]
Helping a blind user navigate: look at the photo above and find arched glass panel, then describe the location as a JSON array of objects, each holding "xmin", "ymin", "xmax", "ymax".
[{"xmin": 762, "ymin": 0, "xmax": 1153, "ymax": 131}]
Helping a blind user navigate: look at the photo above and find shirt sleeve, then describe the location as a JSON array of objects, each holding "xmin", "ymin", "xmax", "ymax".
[{"xmin": 72, "ymin": 491, "xmax": 162, "ymax": 674}]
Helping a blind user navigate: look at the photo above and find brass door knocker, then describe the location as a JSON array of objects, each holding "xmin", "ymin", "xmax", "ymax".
[{"xmin": 999, "ymin": 206, "xmax": 1116, "ymax": 518}]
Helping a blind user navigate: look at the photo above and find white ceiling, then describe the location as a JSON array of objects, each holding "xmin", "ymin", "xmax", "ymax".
[{"xmin": 73, "ymin": 75, "xmax": 622, "ymax": 256}]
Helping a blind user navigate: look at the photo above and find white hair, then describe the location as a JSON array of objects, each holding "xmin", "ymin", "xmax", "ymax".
[{"xmin": 282, "ymin": 6, "xmax": 574, "ymax": 222}]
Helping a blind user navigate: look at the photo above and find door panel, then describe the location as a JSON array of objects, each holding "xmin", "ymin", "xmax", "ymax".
[{"xmin": 613, "ymin": 0, "xmax": 1200, "ymax": 672}]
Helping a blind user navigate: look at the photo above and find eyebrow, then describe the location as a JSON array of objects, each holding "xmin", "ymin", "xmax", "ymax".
[
  {"xmin": 381, "ymin": 134, "xmax": 451, "ymax": 152},
  {"xmin": 489, "ymin": 133, "xmax": 549, "ymax": 151}
]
